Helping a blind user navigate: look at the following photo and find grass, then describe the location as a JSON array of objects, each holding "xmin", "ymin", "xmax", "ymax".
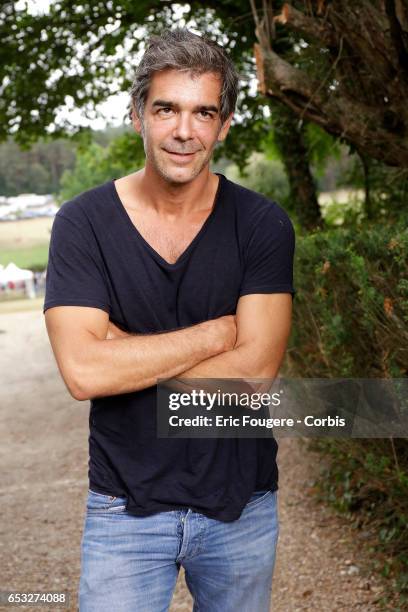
[
  {"xmin": 0, "ymin": 244, "xmax": 49, "ymax": 270},
  {"xmin": 0, "ymin": 217, "xmax": 53, "ymax": 270},
  {"xmin": 0, "ymin": 217, "xmax": 53, "ymax": 246}
]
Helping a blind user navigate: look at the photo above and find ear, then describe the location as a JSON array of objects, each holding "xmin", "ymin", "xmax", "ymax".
[
  {"xmin": 131, "ymin": 106, "xmax": 143, "ymax": 136},
  {"xmin": 217, "ymin": 112, "xmax": 234, "ymax": 143}
]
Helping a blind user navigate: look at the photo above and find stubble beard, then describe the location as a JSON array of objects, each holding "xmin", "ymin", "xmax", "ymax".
[
  {"xmin": 152, "ymin": 148, "xmax": 213, "ymax": 185},
  {"xmin": 140, "ymin": 120, "xmax": 216, "ymax": 186}
]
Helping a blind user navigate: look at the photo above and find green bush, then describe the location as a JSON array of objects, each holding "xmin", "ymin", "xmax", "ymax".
[
  {"xmin": 289, "ymin": 221, "xmax": 408, "ymax": 378},
  {"xmin": 288, "ymin": 218, "xmax": 408, "ymax": 604}
]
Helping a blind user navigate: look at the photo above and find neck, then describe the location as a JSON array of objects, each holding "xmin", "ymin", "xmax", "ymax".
[{"xmin": 138, "ymin": 164, "xmax": 217, "ymax": 217}]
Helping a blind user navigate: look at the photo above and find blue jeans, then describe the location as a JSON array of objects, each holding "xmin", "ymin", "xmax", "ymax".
[{"xmin": 79, "ymin": 488, "xmax": 279, "ymax": 611}]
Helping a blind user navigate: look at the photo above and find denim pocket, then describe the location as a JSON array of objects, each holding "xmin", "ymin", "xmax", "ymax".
[
  {"xmin": 246, "ymin": 489, "xmax": 272, "ymax": 508},
  {"xmin": 86, "ymin": 489, "xmax": 128, "ymax": 513}
]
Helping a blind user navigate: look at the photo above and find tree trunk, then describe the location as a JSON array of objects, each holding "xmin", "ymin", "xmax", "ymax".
[
  {"xmin": 273, "ymin": 101, "xmax": 322, "ymax": 229},
  {"xmin": 359, "ymin": 153, "xmax": 374, "ymax": 220}
]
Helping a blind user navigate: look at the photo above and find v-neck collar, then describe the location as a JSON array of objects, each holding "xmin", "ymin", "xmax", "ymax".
[{"xmin": 110, "ymin": 172, "xmax": 225, "ymax": 269}]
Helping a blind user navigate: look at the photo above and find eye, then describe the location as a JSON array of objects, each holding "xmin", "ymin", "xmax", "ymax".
[
  {"xmin": 158, "ymin": 107, "xmax": 173, "ymax": 115},
  {"xmin": 199, "ymin": 111, "xmax": 212, "ymax": 118}
]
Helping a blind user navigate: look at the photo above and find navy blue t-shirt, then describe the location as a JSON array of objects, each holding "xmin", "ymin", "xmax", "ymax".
[{"xmin": 43, "ymin": 172, "xmax": 296, "ymax": 522}]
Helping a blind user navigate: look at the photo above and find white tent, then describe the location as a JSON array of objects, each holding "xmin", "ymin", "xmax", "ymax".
[
  {"xmin": 0, "ymin": 262, "xmax": 36, "ymax": 298},
  {"xmin": 1, "ymin": 262, "xmax": 33, "ymax": 282}
]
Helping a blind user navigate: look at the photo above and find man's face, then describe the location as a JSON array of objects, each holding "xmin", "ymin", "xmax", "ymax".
[{"xmin": 132, "ymin": 68, "xmax": 233, "ymax": 184}]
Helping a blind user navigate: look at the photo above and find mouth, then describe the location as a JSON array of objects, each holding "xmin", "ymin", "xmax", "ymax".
[{"xmin": 163, "ymin": 149, "xmax": 198, "ymax": 162}]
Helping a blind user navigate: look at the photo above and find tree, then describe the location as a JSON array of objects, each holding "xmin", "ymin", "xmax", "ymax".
[
  {"xmin": 0, "ymin": 137, "xmax": 76, "ymax": 195},
  {"xmin": 59, "ymin": 131, "xmax": 145, "ymax": 201},
  {"xmin": 250, "ymin": 0, "xmax": 408, "ymax": 167},
  {"xmin": 1, "ymin": 0, "xmax": 323, "ymax": 225},
  {"xmin": 273, "ymin": 102, "xmax": 321, "ymax": 227}
]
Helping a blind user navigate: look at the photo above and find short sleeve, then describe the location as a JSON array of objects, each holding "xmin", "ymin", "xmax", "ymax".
[
  {"xmin": 43, "ymin": 209, "xmax": 111, "ymax": 315},
  {"xmin": 239, "ymin": 201, "xmax": 296, "ymax": 298}
]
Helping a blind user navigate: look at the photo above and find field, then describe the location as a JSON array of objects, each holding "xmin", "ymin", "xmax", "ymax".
[{"xmin": 0, "ymin": 217, "xmax": 53, "ymax": 269}]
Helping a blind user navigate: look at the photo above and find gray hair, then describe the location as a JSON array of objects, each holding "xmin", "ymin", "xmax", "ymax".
[{"xmin": 128, "ymin": 28, "xmax": 240, "ymax": 126}]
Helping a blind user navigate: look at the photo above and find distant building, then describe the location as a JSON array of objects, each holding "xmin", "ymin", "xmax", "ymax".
[{"xmin": 0, "ymin": 193, "xmax": 58, "ymax": 221}]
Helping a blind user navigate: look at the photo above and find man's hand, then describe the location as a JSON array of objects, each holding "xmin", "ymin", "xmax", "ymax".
[
  {"xmin": 175, "ymin": 293, "xmax": 293, "ymax": 382},
  {"xmin": 205, "ymin": 314, "xmax": 237, "ymax": 352}
]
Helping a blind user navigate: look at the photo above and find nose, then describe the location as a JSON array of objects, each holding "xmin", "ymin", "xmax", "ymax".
[{"xmin": 172, "ymin": 111, "xmax": 194, "ymax": 141}]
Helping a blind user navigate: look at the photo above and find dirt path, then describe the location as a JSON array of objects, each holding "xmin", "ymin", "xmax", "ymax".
[{"xmin": 0, "ymin": 306, "xmax": 390, "ymax": 611}]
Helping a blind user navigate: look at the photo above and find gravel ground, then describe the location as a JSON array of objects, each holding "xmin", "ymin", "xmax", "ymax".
[{"xmin": 0, "ymin": 306, "xmax": 395, "ymax": 611}]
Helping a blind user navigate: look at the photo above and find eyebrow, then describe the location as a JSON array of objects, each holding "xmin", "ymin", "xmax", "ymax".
[{"xmin": 152, "ymin": 99, "xmax": 219, "ymax": 113}]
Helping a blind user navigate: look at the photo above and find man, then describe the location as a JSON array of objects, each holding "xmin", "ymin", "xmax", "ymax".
[{"xmin": 44, "ymin": 28, "xmax": 295, "ymax": 612}]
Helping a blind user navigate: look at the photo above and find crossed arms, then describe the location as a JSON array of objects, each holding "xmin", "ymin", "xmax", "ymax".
[{"xmin": 44, "ymin": 293, "xmax": 292, "ymax": 401}]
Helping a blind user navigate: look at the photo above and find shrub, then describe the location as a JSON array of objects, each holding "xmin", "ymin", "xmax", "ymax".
[{"xmin": 288, "ymin": 218, "xmax": 408, "ymax": 603}]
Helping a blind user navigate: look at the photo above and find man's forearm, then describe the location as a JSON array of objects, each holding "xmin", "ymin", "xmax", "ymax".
[
  {"xmin": 178, "ymin": 346, "xmax": 248, "ymax": 378},
  {"xmin": 161, "ymin": 345, "xmax": 264, "ymax": 398},
  {"xmin": 174, "ymin": 344, "xmax": 281, "ymax": 394},
  {"xmin": 176, "ymin": 293, "xmax": 292, "ymax": 388},
  {"xmin": 73, "ymin": 318, "xmax": 234, "ymax": 400},
  {"xmin": 180, "ymin": 341, "xmax": 282, "ymax": 379},
  {"xmin": 106, "ymin": 324, "xmax": 270, "ymax": 380},
  {"xmin": 102, "ymin": 320, "xmax": 281, "ymax": 398}
]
